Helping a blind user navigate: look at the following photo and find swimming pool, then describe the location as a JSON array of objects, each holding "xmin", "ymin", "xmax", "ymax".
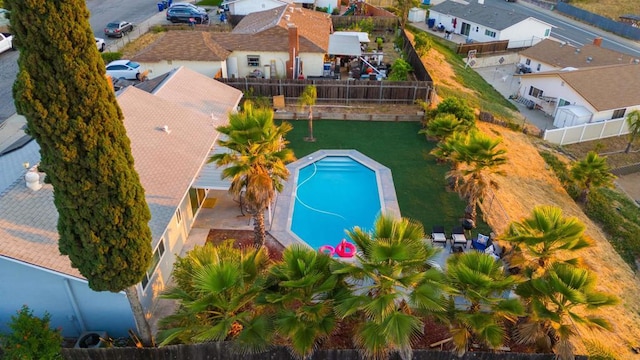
[
  {"xmin": 291, "ymin": 156, "xmax": 381, "ymax": 249},
  {"xmin": 269, "ymin": 150, "xmax": 400, "ymax": 251}
]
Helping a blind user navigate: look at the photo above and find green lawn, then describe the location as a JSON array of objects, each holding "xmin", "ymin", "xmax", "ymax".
[
  {"xmin": 283, "ymin": 119, "xmax": 492, "ymax": 236},
  {"xmin": 196, "ymin": 0, "xmax": 222, "ymax": 6}
]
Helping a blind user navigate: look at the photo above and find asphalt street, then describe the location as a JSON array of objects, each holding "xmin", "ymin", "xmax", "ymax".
[{"xmin": 0, "ymin": 0, "xmax": 165, "ymax": 123}]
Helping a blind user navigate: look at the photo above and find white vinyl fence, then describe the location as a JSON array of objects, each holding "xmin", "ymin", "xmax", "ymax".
[{"xmin": 543, "ymin": 118, "xmax": 629, "ymax": 145}]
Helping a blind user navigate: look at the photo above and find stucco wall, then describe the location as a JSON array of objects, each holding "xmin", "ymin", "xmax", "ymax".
[
  {"xmin": 0, "ymin": 258, "xmax": 135, "ymax": 338},
  {"xmin": 230, "ymin": 51, "xmax": 325, "ymax": 78},
  {"xmin": 140, "ymin": 60, "xmax": 226, "ymax": 80}
]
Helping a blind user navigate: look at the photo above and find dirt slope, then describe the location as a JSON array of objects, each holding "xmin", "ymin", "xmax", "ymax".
[{"xmin": 477, "ymin": 122, "xmax": 640, "ymax": 357}]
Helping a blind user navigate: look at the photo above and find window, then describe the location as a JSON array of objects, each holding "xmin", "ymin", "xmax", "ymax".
[
  {"xmin": 544, "ymin": 29, "xmax": 550, "ymax": 37},
  {"xmin": 558, "ymin": 99, "xmax": 570, "ymax": 107},
  {"xmin": 612, "ymin": 108, "xmax": 626, "ymax": 119},
  {"xmin": 176, "ymin": 208, "xmax": 182, "ymax": 224},
  {"xmin": 484, "ymin": 29, "xmax": 496, "ymax": 38},
  {"xmin": 525, "ymin": 59, "xmax": 531, "ymax": 65},
  {"xmin": 247, "ymin": 55, "xmax": 260, "ymax": 67},
  {"xmin": 141, "ymin": 238, "xmax": 166, "ymax": 290},
  {"xmin": 528, "ymin": 86, "xmax": 543, "ymax": 98},
  {"xmin": 536, "ymin": 64, "xmax": 541, "ymax": 71}
]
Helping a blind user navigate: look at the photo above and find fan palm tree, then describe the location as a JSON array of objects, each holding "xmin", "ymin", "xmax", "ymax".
[
  {"xmin": 210, "ymin": 102, "xmax": 296, "ymax": 245},
  {"xmin": 261, "ymin": 245, "xmax": 347, "ymax": 359},
  {"xmin": 298, "ymin": 85, "xmax": 317, "ymax": 142},
  {"xmin": 624, "ymin": 109, "xmax": 640, "ymax": 153},
  {"xmin": 502, "ymin": 205, "xmax": 592, "ymax": 272},
  {"xmin": 570, "ymin": 151, "xmax": 615, "ymax": 204},
  {"xmin": 445, "ymin": 252, "xmax": 524, "ymax": 356},
  {"xmin": 332, "ymin": 214, "xmax": 448, "ymax": 360},
  {"xmin": 449, "ymin": 130, "xmax": 507, "ymax": 224},
  {"xmin": 157, "ymin": 241, "xmax": 273, "ymax": 352},
  {"xmin": 428, "ymin": 97, "xmax": 476, "ymax": 128},
  {"xmin": 419, "ymin": 113, "xmax": 471, "ymax": 142},
  {"xmin": 514, "ymin": 263, "xmax": 618, "ymax": 360}
]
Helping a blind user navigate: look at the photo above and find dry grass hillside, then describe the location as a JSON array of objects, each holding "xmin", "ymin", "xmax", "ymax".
[
  {"xmin": 572, "ymin": 0, "xmax": 639, "ymax": 22},
  {"xmin": 417, "ymin": 31, "xmax": 640, "ymax": 357}
]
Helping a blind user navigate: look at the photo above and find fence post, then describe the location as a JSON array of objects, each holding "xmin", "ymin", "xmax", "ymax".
[
  {"xmin": 279, "ymin": 79, "xmax": 283, "ymax": 96},
  {"xmin": 413, "ymin": 83, "xmax": 418, "ymax": 104},
  {"xmin": 346, "ymin": 80, "xmax": 350, "ymax": 105},
  {"xmin": 379, "ymin": 81, "xmax": 383, "ymax": 104},
  {"xmin": 579, "ymin": 124, "xmax": 587, "ymax": 142}
]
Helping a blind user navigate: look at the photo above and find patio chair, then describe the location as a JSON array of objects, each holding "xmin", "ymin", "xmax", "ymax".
[
  {"xmin": 431, "ymin": 225, "xmax": 447, "ymax": 247},
  {"xmin": 451, "ymin": 226, "xmax": 468, "ymax": 249}
]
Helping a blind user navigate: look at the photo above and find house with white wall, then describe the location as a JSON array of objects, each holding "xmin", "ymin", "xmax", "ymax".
[
  {"xmin": 517, "ymin": 64, "xmax": 640, "ymax": 128},
  {"xmin": 221, "ymin": 0, "xmax": 292, "ymax": 15},
  {"xmin": 131, "ymin": 31, "xmax": 230, "ymax": 79},
  {"xmin": 428, "ymin": 0, "xmax": 552, "ymax": 48},
  {"xmin": 517, "ymin": 38, "xmax": 639, "ymax": 73},
  {"xmin": 213, "ymin": 4, "xmax": 331, "ymax": 78},
  {"xmin": 0, "ymin": 67, "xmax": 242, "ymax": 338}
]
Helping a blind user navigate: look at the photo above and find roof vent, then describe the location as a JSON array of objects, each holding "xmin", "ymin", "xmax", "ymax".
[
  {"xmin": 575, "ymin": 48, "xmax": 580, "ymax": 53},
  {"xmin": 634, "ymin": 59, "xmax": 640, "ymax": 64},
  {"xmin": 284, "ymin": 14, "xmax": 290, "ymax": 21},
  {"xmin": 586, "ymin": 56, "xmax": 593, "ymax": 63},
  {"xmin": 25, "ymin": 170, "xmax": 42, "ymax": 191},
  {"xmin": 289, "ymin": 6, "xmax": 294, "ymax": 12}
]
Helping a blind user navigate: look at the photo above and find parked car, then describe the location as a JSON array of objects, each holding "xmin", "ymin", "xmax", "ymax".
[
  {"xmin": 168, "ymin": 3, "xmax": 207, "ymax": 14},
  {"xmin": 105, "ymin": 60, "xmax": 142, "ymax": 80},
  {"xmin": 104, "ymin": 21, "xmax": 133, "ymax": 38},
  {"xmin": 166, "ymin": 7, "xmax": 209, "ymax": 24},
  {"xmin": 0, "ymin": 32, "xmax": 14, "ymax": 55},
  {"xmin": 95, "ymin": 37, "xmax": 105, "ymax": 52}
]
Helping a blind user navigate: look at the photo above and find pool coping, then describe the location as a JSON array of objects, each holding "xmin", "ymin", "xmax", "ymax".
[{"xmin": 269, "ymin": 149, "xmax": 401, "ymax": 249}]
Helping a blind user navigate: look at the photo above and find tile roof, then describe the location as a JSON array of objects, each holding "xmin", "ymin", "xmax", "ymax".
[
  {"xmin": 228, "ymin": 4, "xmax": 331, "ymax": 52},
  {"xmin": 521, "ymin": 64, "xmax": 640, "ymax": 111},
  {"xmin": 429, "ymin": 0, "xmax": 533, "ymax": 30},
  {"xmin": 519, "ymin": 38, "xmax": 638, "ymax": 69},
  {"xmin": 0, "ymin": 67, "xmax": 242, "ymax": 277},
  {"xmin": 131, "ymin": 31, "xmax": 231, "ymax": 62}
]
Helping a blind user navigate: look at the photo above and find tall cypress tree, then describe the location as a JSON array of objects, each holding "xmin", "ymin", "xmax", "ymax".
[{"xmin": 7, "ymin": 0, "xmax": 154, "ymax": 345}]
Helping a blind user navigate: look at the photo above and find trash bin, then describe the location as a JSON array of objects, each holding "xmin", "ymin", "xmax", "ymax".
[
  {"xmin": 162, "ymin": 0, "xmax": 168, "ymax": 9},
  {"xmin": 427, "ymin": 18, "xmax": 435, "ymax": 29},
  {"xmin": 167, "ymin": 0, "xmax": 173, "ymax": 7},
  {"xmin": 157, "ymin": 2, "xmax": 164, "ymax": 11}
]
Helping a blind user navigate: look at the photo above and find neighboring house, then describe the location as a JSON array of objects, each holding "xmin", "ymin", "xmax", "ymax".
[
  {"xmin": 221, "ymin": 0, "xmax": 292, "ymax": 15},
  {"xmin": 0, "ymin": 66, "xmax": 242, "ymax": 338},
  {"xmin": 517, "ymin": 64, "xmax": 640, "ymax": 127},
  {"xmin": 428, "ymin": 1, "xmax": 552, "ymax": 48},
  {"xmin": 294, "ymin": 0, "xmax": 339, "ymax": 11},
  {"xmin": 518, "ymin": 38, "xmax": 639, "ymax": 73},
  {"xmin": 131, "ymin": 31, "xmax": 230, "ymax": 79},
  {"xmin": 213, "ymin": 4, "xmax": 331, "ymax": 78}
]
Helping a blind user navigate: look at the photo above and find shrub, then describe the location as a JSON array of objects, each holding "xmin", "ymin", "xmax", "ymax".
[
  {"xmin": 150, "ymin": 25, "xmax": 166, "ymax": 33},
  {"xmin": 0, "ymin": 305, "xmax": 63, "ymax": 360},
  {"xmin": 413, "ymin": 32, "xmax": 432, "ymax": 57},
  {"xmin": 387, "ymin": 58, "xmax": 412, "ymax": 81},
  {"xmin": 101, "ymin": 51, "xmax": 122, "ymax": 63}
]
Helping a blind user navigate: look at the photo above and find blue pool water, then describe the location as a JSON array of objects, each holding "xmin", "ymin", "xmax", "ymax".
[{"xmin": 291, "ymin": 156, "xmax": 381, "ymax": 250}]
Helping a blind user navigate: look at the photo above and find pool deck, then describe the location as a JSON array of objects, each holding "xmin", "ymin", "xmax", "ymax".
[{"xmin": 269, "ymin": 149, "xmax": 400, "ymax": 249}]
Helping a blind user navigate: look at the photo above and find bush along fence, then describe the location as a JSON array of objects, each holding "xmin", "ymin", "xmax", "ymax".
[
  {"xmin": 400, "ymin": 30, "xmax": 433, "ymax": 83},
  {"xmin": 216, "ymin": 78, "xmax": 433, "ymax": 105},
  {"xmin": 61, "ymin": 342, "xmax": 589, "ymax": 360}
]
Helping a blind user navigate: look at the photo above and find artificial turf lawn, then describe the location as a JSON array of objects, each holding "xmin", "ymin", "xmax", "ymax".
[{"xmin": 282, "ymin": 119, "xmax": 492, "ymax": 236}]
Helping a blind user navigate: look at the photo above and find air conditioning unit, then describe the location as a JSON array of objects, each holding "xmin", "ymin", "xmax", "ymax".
[{"xmin": 74, "ymin": 331, "xmax": 109, "ymax": 349}]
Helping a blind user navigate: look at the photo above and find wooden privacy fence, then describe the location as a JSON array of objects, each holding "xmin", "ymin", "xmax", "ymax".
[
  {"xmin": 456, "ymin": 40, "xmax": 509, "ymax": 55},
  {"xmin": 217, "ymin": 78, "xmax": 433, "ymax": 105},
  {"xmin": 61, "ymin": 341, "xmax": 588, "ymax": 360},
  {"xmin": 401, "ymin": 31, "xmax": 433, "ymax": 83},
  {"xmin": 543, "ymin": 118, "xmax": 630, "ymax": 145},
  {"xmin": 331, "ymin": 15, "xmax": 398, "ymax": 30}
]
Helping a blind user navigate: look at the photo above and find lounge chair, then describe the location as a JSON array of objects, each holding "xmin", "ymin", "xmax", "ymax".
[
  {"xmin": 451, "ymin": 226, "xmax": 468, "ymax": 248},
  {"xmin": 431, "ymin": 225, "xmax": 447, "ymax": 247}
]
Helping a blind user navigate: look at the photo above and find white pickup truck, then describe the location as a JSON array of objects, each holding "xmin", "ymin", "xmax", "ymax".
[{"xmin": 0, "ymin": 32, "xmax": 14, "ymax": 54}]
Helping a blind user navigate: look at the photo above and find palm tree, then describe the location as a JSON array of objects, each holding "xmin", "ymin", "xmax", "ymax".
[
  {"xmin": 445, "ymin": 252, "xmax": 524, "ymax": 356},
  {"xmin": 450, "ymin": 130, "xmax": 507, "ymax": 224},
  {"xmin": 514, "ymin": 263, "xmax": 618, "ymax": 360},
  {"xmin": 261, "ymin": 245, "xmax": 346, "ymax": 359},
  {"xmin": 157, "ymin": 241, "xmax": 273, "ymax": 352},
  {"xmin": 332, "ymin": 214, "xmax": 448, "ymax": 360},
  {"xmin": 210, "ymin": 102, "xmax": 296, "ymax": 245},
  {"xmin": 570, "ymin": 151, "xmax": 615, "ymax": 204},
  {"xmin": 502, "ymin": 205, "xmax": 592, "ymax": 271},
  {"xmin": 428, "ymin": 97, "xmax": 476, "ymax": 128},
  {"xmin": 624, "ymin": 110, "xmax": 640, "ymax": 153},
  {"xmin": 419, "ymin": 113, "xmax": 470, "ymax": 142},
  {"xmin": 298, "ymin": 85, "xmax": 317, "ymax": 142}
]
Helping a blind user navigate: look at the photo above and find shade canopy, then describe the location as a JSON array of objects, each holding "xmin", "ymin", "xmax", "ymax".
[{"xmin": 328, "ymin": 34, "xmax": 362, "ymax": 56}]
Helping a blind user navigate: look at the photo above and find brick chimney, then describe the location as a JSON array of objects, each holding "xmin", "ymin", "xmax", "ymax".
[
  {"xmin": 286, "ymin": 24, "xmax": 299, "ymax": 79},
  {"xmin": 593, "ymin": 37, "xmax": 602, "ymax": 47}
]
